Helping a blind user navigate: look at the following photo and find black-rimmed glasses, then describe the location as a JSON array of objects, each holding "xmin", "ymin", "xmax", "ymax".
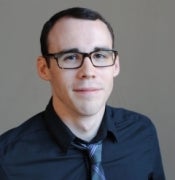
[{"xmin": 44, "ymin": 49, "xmax": 118, "ymax": 69}]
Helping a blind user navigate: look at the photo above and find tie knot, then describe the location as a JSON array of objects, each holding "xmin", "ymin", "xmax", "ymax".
[{"xmin": 71, "ymin": 141, "xmax": 102, "ymax": 163}]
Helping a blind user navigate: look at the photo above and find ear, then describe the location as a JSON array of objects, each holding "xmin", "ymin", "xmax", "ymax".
[
  {"xmin": 113, "ymin": 55, "xmax": 120, "ymax": 77},
  {"xmin": 37, "ymin": 56, "xmax": 51, "ymax": 81}
]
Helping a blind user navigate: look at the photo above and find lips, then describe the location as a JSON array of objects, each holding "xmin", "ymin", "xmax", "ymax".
[
  {"xmin": 73, "ymin": 87, "xmax": 102, "ymax": 92},
  {"xmin": 73, "ymin": 85, "xmax": 103, "ymax": 95}
]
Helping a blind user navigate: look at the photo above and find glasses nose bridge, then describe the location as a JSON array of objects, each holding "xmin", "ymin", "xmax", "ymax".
[
  {"xmin": 81, "ymin": 52, "xmax": 94, "ymax": 65},
  {"xmin": 82, "ymin": 52, "xmax": 92, "ymax": 60}
]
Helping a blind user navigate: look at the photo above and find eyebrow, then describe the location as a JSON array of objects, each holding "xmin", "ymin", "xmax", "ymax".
[
  {"xmin": 57, "ymin": 48, "xmax": 80, "ymax": 54},
  {"xmin": 94, "ymin": 47, "xmax": 113, "ymax": 51}
]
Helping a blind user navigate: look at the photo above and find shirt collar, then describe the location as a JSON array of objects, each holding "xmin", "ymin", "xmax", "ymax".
[
  {"xmin": 105, "ymin": 106, "xmax": 119, "ymax": 142},
  {"xmin": 44, "ymin": 99, "xmax": 118, "ymax": 152},
  {"xmin": 44, "ymin": 99, "xmax": 76, "ymax": 152}
]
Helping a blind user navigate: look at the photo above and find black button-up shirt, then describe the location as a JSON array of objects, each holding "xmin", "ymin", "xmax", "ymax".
[{"xmin": 0, "ymin": 100, "xmax": 165, "ymax": 180}]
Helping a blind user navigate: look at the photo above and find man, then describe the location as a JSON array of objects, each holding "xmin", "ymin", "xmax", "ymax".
[{"xmin": 0, "ymin": 7, "xmax": 165, "ymax": 180}]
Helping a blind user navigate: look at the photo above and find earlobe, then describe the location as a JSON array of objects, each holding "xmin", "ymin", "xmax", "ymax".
[
  {"xmin": 113, "ymin": 55, "xmax": 120, "ymax": 77},
  {"xmin": 37, "ymin": 56, "xmax": 50, "ymax": 81}
]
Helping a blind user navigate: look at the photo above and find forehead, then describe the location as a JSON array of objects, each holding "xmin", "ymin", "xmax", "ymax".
[{"xmin": 47, "ymin": 17, "xmax": 112, "ymax": 52}]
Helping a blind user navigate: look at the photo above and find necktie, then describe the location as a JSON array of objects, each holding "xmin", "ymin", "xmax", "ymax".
[{"xmin": 72, "ymin": 141, "xmax": 106, "ymax": 180}]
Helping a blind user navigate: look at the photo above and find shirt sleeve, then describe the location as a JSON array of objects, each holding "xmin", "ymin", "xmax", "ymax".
[{"xmin": 151, "ymin": 125, "xmax": 166, "ymax": 180}]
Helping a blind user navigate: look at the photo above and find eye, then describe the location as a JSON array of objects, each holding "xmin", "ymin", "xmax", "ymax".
[
  {"xmin": 61, "ymin": 53, "xmax": 79, "ymax": 61},
  {"xmin": 92, "ymin": 51, "xmax": 108, "ymax": 60}
]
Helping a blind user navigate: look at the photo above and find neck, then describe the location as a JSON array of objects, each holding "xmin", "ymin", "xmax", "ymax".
[
  {"xmin": 67, "ymin": 113, "xmax": 104, "ymax": 142},
  {"xmin": 52, "ymin": 99, "xmax": 105, "ymax": 142}
]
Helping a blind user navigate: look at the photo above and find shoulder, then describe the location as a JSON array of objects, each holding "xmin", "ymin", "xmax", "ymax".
[
  {"xmin": 0, "ymin": 112, "xmax": 46, "ymax": 155},
  {"xmin": 106, "ymin": 106, "xmax": 157, "ymax": 136}
]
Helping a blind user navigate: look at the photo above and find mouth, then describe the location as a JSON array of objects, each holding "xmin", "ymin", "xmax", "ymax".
[{"xmin": 73, "ymin": 87, "xmax": 103, "ymax": 94}]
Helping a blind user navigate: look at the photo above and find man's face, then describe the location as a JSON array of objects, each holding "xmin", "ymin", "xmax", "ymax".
[{"xmin": 38, "ymin": 17, "xmax": 119, "ymax": 117}]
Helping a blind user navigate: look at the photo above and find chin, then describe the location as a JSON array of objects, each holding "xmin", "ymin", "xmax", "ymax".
[{"xmin": 77, "ymin": 103, "xmax": 105, "ymax": 116}]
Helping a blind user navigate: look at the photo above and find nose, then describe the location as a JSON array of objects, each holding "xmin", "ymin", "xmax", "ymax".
[{"xmin": 77, "ymin": 57, "xmax": 96, "ymax": 79}]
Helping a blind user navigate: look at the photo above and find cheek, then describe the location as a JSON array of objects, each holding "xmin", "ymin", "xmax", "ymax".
[
  {"xmin": 106, "ymin": 77, "xmax": 114, "ymax": 91},
  {"xmin": 101, "ymin": 68, "xmax": 116, "ymax": 81},
  {"xmin": 50, "ymin": 71, "xmax": 74, "ymax": 92},
  {"xmin": 99, "ymin": 70, "xmax": 114, "ymax": 90}
]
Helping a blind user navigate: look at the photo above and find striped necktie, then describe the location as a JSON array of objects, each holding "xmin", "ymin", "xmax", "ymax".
[{"xmin": 72, "ymin": 141, "xmax": 106, "ymax": 180}]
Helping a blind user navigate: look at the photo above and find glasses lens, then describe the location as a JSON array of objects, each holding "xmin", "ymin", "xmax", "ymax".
[
  {"xmin": 91, "ymin": 50, "xmax": 115, "ymax": 67},
  {"xmin": 58, "ymin": 52, "xmax": 82, "ymax": 68}
]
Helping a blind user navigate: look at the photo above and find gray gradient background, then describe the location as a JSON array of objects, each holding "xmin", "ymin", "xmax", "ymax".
[{"xmin": 0, "ymin": 0, "xmax": 174, "ymax": 179}]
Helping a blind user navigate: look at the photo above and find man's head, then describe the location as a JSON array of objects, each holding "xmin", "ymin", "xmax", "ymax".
[
  {"xmin": 40, "ymin": 7, "xmax": 115, "ymax": 57},
  {"xmin": 37, "ymin": 7, "xmax": 120, "ymax": 118}
]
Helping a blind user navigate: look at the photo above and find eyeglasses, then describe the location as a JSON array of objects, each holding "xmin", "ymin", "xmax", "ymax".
[{"xmin": 44, "ymin": 49, "xmax": 118, "ymax": 69}]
